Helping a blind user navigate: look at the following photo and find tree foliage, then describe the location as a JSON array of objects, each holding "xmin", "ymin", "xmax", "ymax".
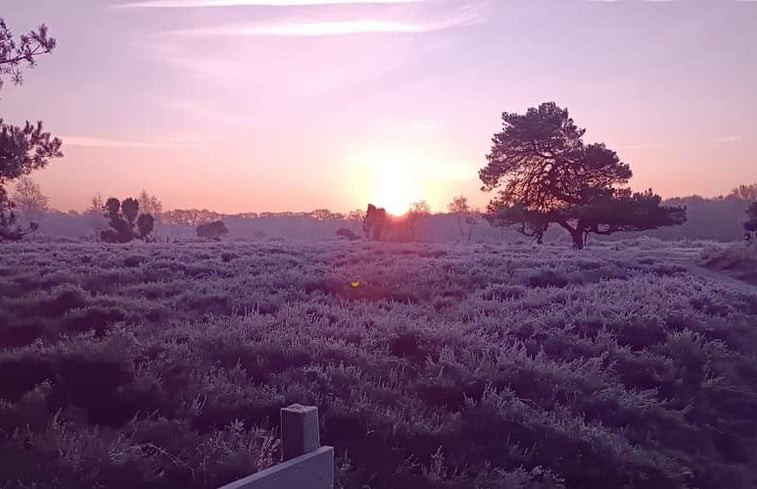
[
  {"xmin": 11, "ymin": 176, "xmax": 48, "ymax": 223},
  {"xmin": 196, "ymin": 220, "xmax": 229, "ymax": 240},
  {"xmin": 0, "ymin": 18, "xmax": 56, "ymax": 92},
  {"xmin": 100, "ymin": 197, "xmax": 155, "ymax": 243},
  {"xmin": 480, "ymin": 102, "xmax": 686, "ymax": 248},
  {"xmin": 447, "ymin": 195, "xmax": 481, "ymax": 242},
  {"xmin": 448, "ymin": 195, "xmax": 470, "ymax": 239},
  {"xmin": 407, "ymin": 200, "xmax": 431, "ymax": 241},
  {"xmin": 348, "ymin": 209, "xmax": 366, "ymax": 232},
  {"xmin": 163, "ymin": 208, "xmax": 224, "ymax": 226},
  {"xmin": 0, "ymin": 187, "xmax": 38, "ymax": 240},
  {"xmin": 729, "ymin": 183, "xmax": 757, "ymax": 202},
  {"xmin": 363, "ymin": 204, "xmax": 388, "ymax": 241},
  {"xmin": 745, "ymin": 201, "xmax": 757, "ymax": 234},
  {"xmin": 0, "ymin": 20, "xmax": 60, "ymax": 241},
  {"xmin": 137, "ymin": 213, "xmax": 155, "ymax": 238},
  {"xmin": 137, "ymin": 190, "xmax": 163, "ymax": 218}
]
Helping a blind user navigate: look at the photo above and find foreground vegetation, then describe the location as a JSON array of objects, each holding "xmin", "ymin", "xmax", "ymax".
[
  {"xmin": 1, "ymin": 238, "xmax": 756, "ymax": 489},
  {"xmin": 702, "ymin": 244, "xmax": 757, "ymax": 285}
]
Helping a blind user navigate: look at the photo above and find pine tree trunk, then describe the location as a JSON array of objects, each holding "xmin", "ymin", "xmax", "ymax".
[{"xmin": 571, "ymin": 230, "xmax": 585, "ymax": 250}]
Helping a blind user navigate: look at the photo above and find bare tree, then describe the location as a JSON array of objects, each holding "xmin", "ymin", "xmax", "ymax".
[
  {"xmin": 84, "ymin": 194, "xmax": 108, "ymax": 238},
  {"xmin": 138, "ymin": 190, "xmax": 163, "ymax": 218},
  {"xmin": 730, "ymin": 183, "xmax": 757, "ymax": 202},
  {"xmin": 448, "ymin": 195, "xmax": 470, "ymax": 239},
  {"xmin": 408, "ymin": 200, "xmax": 431, "ymax": 241},
  {"xmin": 465, "ymin": 207, "xmax": 482, "ymax": 243},
  {"xmin": 12, "ymin": 177, "xmax": 48, "ymax": 224},
  {"xmin": 348, "ymin": 209, "xmax": 366, "ymax": 232}
]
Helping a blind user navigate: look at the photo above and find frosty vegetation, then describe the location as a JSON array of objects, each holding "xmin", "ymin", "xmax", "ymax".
[{"xmin": 1, "ymin": 238, "xmax": 756, "ymax": 489}]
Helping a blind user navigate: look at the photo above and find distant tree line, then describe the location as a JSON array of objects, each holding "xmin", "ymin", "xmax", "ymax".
[{"xmin": 7, "ymin": 187, "xmax": 756, "ymax": 245}]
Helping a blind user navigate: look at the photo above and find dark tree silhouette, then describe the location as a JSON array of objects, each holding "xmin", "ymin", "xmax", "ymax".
[
  {"xmin": 121, "ymin": 198, "xmax": 139, "ymax": 227},
  {"xmin": 363, "ymin": 204, "xmax": 387, "ymax": 241},
  {"xmin": 1, "ymin": 19, "xmax": 56, "ymax": 91},
  {"xmin": 480, "ymin": 102, "xmax": 686, "ymax": 249},
  {"xmin": 745, "ymin": 202, "xmax": 757, "ymax": 238},
  {"xmin": 137, "ymin": 214, "xmax": 155, "ymax": 240},
  {"xmin": 0, "ymin": 187, "xmax": 38, "ymax": 240},
  {"xmin": 101, "ymin": 197, "xmax": 155, "ymax": 243},
  {"xmin": 730, "ymin": 183, "xmax": 757, "ymax": 202},
  {"xmin": 196, "ymin": 221, "xmax": 228, "ymax": 240},
  {"xmin": 0, "ymin": 20, "xmax": 61, "ymax": 240}
]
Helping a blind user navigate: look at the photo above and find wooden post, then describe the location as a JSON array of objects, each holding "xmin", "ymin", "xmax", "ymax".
[
  {"xmin": 217, "ymin": 404, "xmax": 333, "ymax": 489},
  {"xmin": 280, "ymin": 404, "xmax": 321, "ymax": 461}
]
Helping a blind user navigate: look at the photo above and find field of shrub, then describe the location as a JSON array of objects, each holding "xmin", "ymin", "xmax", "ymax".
[
  {"xmin": 701, "ymin": 244, "xmax": 757, "ymax": 285},
  {"xmin": 1, "ymin": 238, "xmax": 756, "ymax": 489}
]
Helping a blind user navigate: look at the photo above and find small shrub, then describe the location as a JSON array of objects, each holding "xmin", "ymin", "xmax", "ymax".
[
  {"xmin": 63, "ymin": 306, "xmax": 127, "ymax": 336},
  {"xmin": 123, "ymin": 255, "xmax": 145, "ymax": 268},
  {"xmin": 38, "ymin": 285, "xmax": 88, "ymax": 317},
  {"xmin": 197, "ymin": 221, "xmax": 229, "ymax": 240},
  {"xmin": 0, "ymin": 354, "xmax": 56, "ymax": 401},
  {"xmin": 336, "ymin": 228, "xmax": 360, "ymax": 241},
  {"xmin": 522, "ymin": 269, "xmax": 571, "ymax": 288}
]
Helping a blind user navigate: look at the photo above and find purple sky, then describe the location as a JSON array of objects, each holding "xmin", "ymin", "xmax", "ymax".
[{"xmin": 2, "ymin": 0, "xmax": 756, "ymax": 213}]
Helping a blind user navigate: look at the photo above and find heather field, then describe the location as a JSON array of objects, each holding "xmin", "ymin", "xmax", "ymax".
[{"xmin": 1, "ymin": 238, "xmax": 757, "ymax": 489}]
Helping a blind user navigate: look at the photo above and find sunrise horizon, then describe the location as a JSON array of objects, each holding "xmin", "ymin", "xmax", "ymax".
[
  {"xmin": 3, "ymin": 3, "xmax": 757, "ymax": 488},
  {"xmin": 2, "ymin": 0, "xmax": 756, "ymax": 216}
]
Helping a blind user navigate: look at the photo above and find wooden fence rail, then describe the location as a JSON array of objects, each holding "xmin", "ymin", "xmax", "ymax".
[{"xmin": 218, "ymin": 404, "xmax": 334, "ymax": 489}]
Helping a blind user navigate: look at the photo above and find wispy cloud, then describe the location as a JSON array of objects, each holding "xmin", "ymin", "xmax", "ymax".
[
  {"xmin": 167, "ymin": 8, "xmax": 483, "ymax": 36},
  {"xmin": 706, "ymin": 135, "xmax": 743, "ymax": 144},
  {"xmin": 377, "ymin": 118, "xmax": 442, "ymax": 131},
  {"xmin": 621, "ymin": 135, "xmax": 744, "ymax": 150},
  {"xmin": 116, "ymin": 0, "xmax": 422, "ymax": 7},
  {"xmin": 619, "ymin": 142, "xmax": 667, "ymax": 150},
  {"xmin": 63, "ymin": 136, "xmax": 197, "ymax": 150}
]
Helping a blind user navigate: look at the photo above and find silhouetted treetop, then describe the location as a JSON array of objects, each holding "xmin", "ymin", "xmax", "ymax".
[
  {"xmin": 0, "ymin": 19, "xmax": 60, "ymax": 241},
  {"xmin": 730, "ymin": 183, "xmax": 757, "ymax": 202},
  {"xmin": 0, "ymin": 120, "xmax": 63, "ymax": 184},
  {"xmin": 480, "ymin": 102, "xmax": 631, "ymax": 210},
  {"xmin": 746, "ymin": 201, "xmax": 757, "ymax": 233},
  {"xmin": 0, "ymin": 18, "xmax": 56, "ymax": 92},
  {"xmin": 480, "ymin": 102, "xmax": 685, "ymax": 248},
  {"xmin": 100, "ymin": 197, "xmax": 155, "ymax": 243}
]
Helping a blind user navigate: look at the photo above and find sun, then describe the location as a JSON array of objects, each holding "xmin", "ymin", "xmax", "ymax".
[
  {"xmin": 363, "ymin": 151, "xmax": 422, "ymax": 215},
  {"xmin": 375, "ymin": 176, "xmax": 418, "ymax": 215}
]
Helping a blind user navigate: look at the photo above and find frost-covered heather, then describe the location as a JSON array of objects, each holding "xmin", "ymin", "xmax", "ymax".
[
  {"xmin": 701, "ymin": 243, "xmax": 757, "ymax": 285},
  {"xmin": 1, "ymin": 239, "xmax": 756, "ymax": 489}
]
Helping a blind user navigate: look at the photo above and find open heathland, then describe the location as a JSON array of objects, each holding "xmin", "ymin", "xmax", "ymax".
[{"xmin": 1, "ymin": 238, "xmax": 756, "ymax": 489}]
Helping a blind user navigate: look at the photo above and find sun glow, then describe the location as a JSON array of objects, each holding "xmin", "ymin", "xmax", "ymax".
[{"xmin": 354, "ymin": 150, "xmax": 423, "ymax": 215}]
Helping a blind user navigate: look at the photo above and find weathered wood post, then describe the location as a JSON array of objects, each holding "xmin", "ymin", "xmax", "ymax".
[
  {"xmin": 281, "ymin": 404, "xmax": 320, "ymax": 460},
  {"xmin": 217, "ymin": 404, "xmax": 334, "ymax": 489}
]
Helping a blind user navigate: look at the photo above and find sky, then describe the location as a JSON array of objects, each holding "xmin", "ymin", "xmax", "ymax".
[{"xmin": 1, "ymin": 0, "xmax": 756, "ymax": 214}]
